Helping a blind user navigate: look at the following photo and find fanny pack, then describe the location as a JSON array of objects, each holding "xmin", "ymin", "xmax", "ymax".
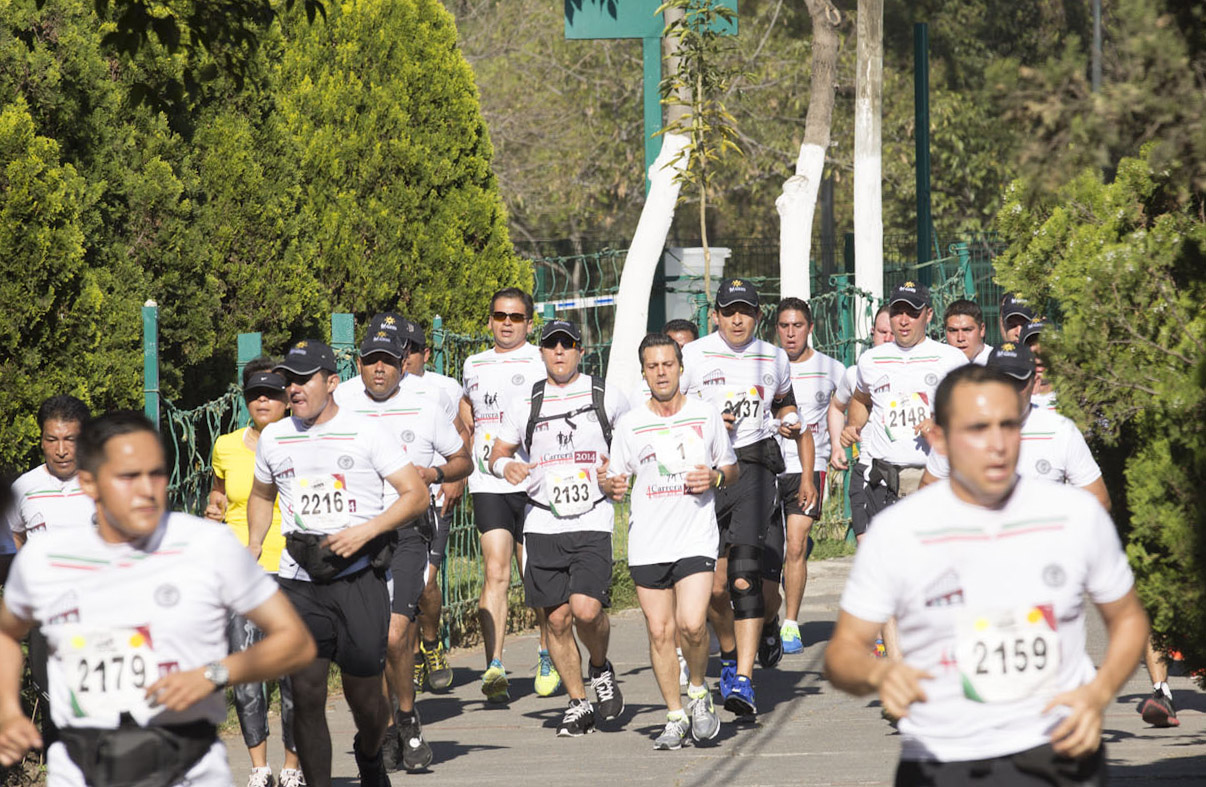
[
  {"xmin": 735, "ymin": 437, "xmax": 786, "ymax": 475},
  {"xmin": 59, "ymin": 718, "xmax": 216, "ymax": 787},
  {"xmin": 869, "ymin": 458, "xmax": 924, "ymax": 498},
  {"xmin": 285, "ymin": 531, "xmax": 396, "ymax": 583}
]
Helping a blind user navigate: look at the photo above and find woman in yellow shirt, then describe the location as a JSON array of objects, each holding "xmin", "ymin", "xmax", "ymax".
[{"xmin": 206, "ymin": 359, "xmax": 301, "ymax": 787}]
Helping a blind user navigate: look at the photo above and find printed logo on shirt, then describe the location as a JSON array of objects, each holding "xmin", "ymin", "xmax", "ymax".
[
  {"xmin": 573, "ymin": 451, "xmax": 598, "ymax": 465},
  {"xmin": 154, "ymin": 584, "xmax": 181, "ymax": 608},
  {"xmin": 555, "ymin": 431, "xmax": 575, "ymax": 449},
  {"xmin": 872, "ymin": 375, "xmax": 891, "ymax": 394},
  {"xmin": 925, "ymin": 372, "xmax": 939, "ymax": 386},
  {"xmin": 923, "ymin": 569, "xmax": 965, "ymax": 608},
  {"xmin": 46, "ymin": 591, "xmax": 80, "ymax": 625},
  {"xmin": 1042, "ymin": 563, "xmax": 1066, "ymax": 588},
  {"xmin": 762, "ymin": 373, "xmax": 775, "ymax": 386},
  {"xmin": 338, "ymin": 455, "xmax": 355, "ymax": 469},
  {"xmin": 27, "ymin": 514, "xmax": 46, "ymax": 534},
  {"xmin": 158, "ymin": 661, "xmax": 181, "ymax": 677},
  {"xmin": 511, "ymin": 374, "xmax": 526, "ymax": 385},
  {"xmin": 638, "ymin": 445, "xmax": 657, "ymax": 466},
  {"xmin": 1035, "ymin": 459, "xmax": 1052, "ymax": 475},
  {"xmin": 483, "ymin": 392, "xmax": 499, "ymax": 408},
  {"xmin": 466, "ymin": 378, "xmax": 479, "ymax": 394},
  {"xmin": 587, "ymin": 411, "xmax": 599, "ymax": 422},
  {"xmin": 815, "ymin": 391, "xmax": 829, "ymax": 403},
  {"xmin": 703, "ymin": 369, "xmax": 726, "ymax": 387},
  {"xmin": 401, "ymin": 430, "xmax": 416, "ymax": 443}
]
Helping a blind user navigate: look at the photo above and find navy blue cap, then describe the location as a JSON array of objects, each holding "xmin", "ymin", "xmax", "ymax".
[
  {"xmin": 715, "ymin": 278, "xmax": 759, "ymax": 308},
  {"xmin": 540, "ymin": 320, "xmax": 582, "ymax": 343},
  {"xmin": 276, "ymin": 340, "xmax": 337, "ymax": 375}
]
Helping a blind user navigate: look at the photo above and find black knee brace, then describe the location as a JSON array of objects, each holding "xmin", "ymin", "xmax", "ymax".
[{"xmin": 727, "ymin": 544, "xmax": 764, "ymax": 620}]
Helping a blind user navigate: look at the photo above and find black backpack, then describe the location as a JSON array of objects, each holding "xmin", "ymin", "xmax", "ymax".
[{"xmin": 522, "ymin": 376, "xmax": 612, "ymax": 453}]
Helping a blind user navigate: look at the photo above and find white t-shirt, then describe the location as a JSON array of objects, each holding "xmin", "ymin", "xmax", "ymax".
[
  {"xmin": 681, "ymin": 333, "xmax": 793, "ymax": 449},
  {"xmin": 855, "ymin": 338, "xmax": 968, "ymax": 466},
  {"xmin": 1031, "ymin": 391, "xmax": 1058, "ymax": 412},
  {"xmin": 840, "ymin": 478, "xmax": 1133, "ymax": 762},
  {"xmin": 2, "ymin": 513, "xmax": 277, "ymax": 729},
  {"xmin": 833, "ymin": 364, "xmax": 858, "ymax": 407},
  {"xmin": 779, "ymin": 351, "xmax": 845, "ymax": 473},
  {"xmin": 333, "ymin": 386, "xmax": 461, "ymax": 504},
  {"xmin": 609, "ymin": 398, "xmax": 736, "ymax": 565},
  {"xmin": 6, "ymin": 465, "xmax": 95, "ymax": 541},
  {"xmin": 496, "ymin": 374, "xmax": 629, "ymax": 536},
  {"xmin": 925, "ymin": 406, "xmax": 1102, "ymax": 487},
  {"xmin": 462, "ymin": 344, "xmax": 546, "ymax": 494},
  {"xmin": 972, "ymin": 343, "xmax": 994, "ymax": 366},
  {"xmin": 336, "ymin": 373, "xmax": 456, "ymax": 424},
  {"xmin": 419, "ymin": 370, "xmax": 464, "ymax": 415},
  {"xmin": 254, "ymin": 407, "xmax": 411, "ymax": 581}
]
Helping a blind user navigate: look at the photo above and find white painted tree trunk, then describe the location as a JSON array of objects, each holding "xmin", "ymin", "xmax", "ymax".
[
  {"xmin": 776, "ymin": 144, "xmax": 825, "ymax": 301},
  {"xmin": 606, "ymin": 132, "xmax": 691, "ymax": 393},
  {"xmin": 854, "ymin": 0, "xmax": 884, "ymax": 313}
]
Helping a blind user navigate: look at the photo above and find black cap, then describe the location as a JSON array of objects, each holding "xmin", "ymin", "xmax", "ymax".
[
  {"xmin": 540, "ymin": 319, "xmax": 581, "ymax": 343},
  {"xmin": 889, "ymin": 281, "xmax": 931, "ymax": 310},
  {"xmin": 715, "ymin": 278, "xmax": 759, "ymax": 308},
  {"xmin": 359, "ymin": 329, "xmax": 405, "ymax": 359},
  {"xmin": 987, "ymin": 342, "xmax": 1035, "ymax": 381},
  {"xmin": 1000, "ymin": 293, "xmax": 1035, "ymax": 323},
  {"xmin": 399, "ymin": 318, "xmax": 426, "ymax": 349},
  {"xmin": 244, "ymin": 371, "xmax": 286, "ymax": 393},
  {"xmin": 367, "ymin": 312, "xmax": 406, "ymax": 341},
  {"xmin": 1018, "ymin": 319, "xmax": 1045, "ymax": 346},
  {"xmin": 275, "ymin": 340, "xmax": 337, "ymax": 375}
]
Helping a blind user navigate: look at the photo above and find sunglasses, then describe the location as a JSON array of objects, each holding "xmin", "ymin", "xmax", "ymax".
[
  {"xmin": 245, "ymin": 389, "xmax": 287, "ymax": 402},
  {"xmin": 280, "ymin": 370, "xmax": 318, "ymax": 386},
  {"xmin": 718, "ymin": 304, "xmax": 758, "ymax": 318},
  {"xmin": 491, "ymin": 311, "xmax": 529, "ymax": 324},
  {"xmin": 540, "ymin": 336, "xmax": 579, "ymax": 350}
]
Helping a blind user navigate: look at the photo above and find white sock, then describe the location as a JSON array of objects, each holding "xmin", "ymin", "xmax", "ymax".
[
  {"xmin": 1154, "ymin": 681, "xmax": 1172, "ymax": 699},
  {"xmin": 687, "ymin": 682, "xmax": 708, "ymax": 699}
]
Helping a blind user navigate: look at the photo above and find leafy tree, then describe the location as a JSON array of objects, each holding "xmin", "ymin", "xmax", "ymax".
[{"xmin": 995, "ymin": 146, "xmax": 1206, "ymax": 677}]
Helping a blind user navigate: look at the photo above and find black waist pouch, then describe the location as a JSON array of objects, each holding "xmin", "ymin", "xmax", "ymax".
[
  {"xmin": 60, "ymin": 719, "xmax": 216, "ymax": 787},
  {"xmin": 285, "ymin": 531, "xmax": 397, "ymax": 582},
  {"xmin": 735, "ymin": 437, "xmax": 786, "ymax": 475}
]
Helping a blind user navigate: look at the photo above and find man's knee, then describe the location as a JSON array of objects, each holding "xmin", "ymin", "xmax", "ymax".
[
  {"xmin": 727, "ymin": 544, "xmax": 764, "ymax": 621},
  {"xmin": 387, "ymin": 615, "xmax": 412, "ymax": 655},
  {"xmin": 569, "ymin": 596, "xmax": 604, "ymax": 627},
  {"xmin": 545, "ymin": 604, "xmax": 574, "ymax": 635}
]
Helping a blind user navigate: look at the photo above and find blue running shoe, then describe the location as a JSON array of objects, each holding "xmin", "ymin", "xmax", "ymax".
[
  {"xmin": 781, "ymin": 620, "xmax": 804, "ymax": 654},
  {"xmin": 718, "ymin": 658, "xmax": 737, "ymax": 698},
  {"xmin": 724, "ymin": 675, "xmax": 757, "ymax": 716}
]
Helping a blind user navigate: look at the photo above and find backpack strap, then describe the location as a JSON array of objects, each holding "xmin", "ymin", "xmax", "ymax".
[
  {"xmin": 523, "ymin": 379, "xmax": 547, "ymax": 454},
  {"xmin": 590, "ymin": 375, "xmax": 612, "ymax": 446}
]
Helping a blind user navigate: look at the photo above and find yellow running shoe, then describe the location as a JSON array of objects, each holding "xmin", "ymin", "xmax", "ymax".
[
  {"xmin": 481, "ymin": 659, "xmax": 509, "ymax": 703},
  {"xmin": 413, "ymin": 653, "xmax": 428, "ymax": 693},
  {"xmin": 534, "ymin": 649, "xmax": 561, "ymax": 697}
]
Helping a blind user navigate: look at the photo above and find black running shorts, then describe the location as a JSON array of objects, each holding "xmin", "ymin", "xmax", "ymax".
[
  {"xmin": 472, "ymin": 492, "xmax": 527, "ymax": 542},
  {"xmin": 629, "ymin": 556, "xmax": 716, "ymax": 590},
  {"xmin": 523, "ymin": 530, "xmax": 612, "ymax": 609},
  {"xmin": 714, "ymin": 459, "xmax": 777, "ymax": 550},
  {"xmin": 279, "ymin": 569, "xmax": 389, "ymax": 677},
  {"xmin": 388, "ymin": 528, "xmax": 429, "ymax": 621}
]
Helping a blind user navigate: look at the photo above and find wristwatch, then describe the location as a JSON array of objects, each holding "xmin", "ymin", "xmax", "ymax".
[
  {"xmin": 433, "ymin": 466, "xmax": 446, "ymax": 484},
  {"xmin": 203, "ymin": 661, "xmax": 230, "ymax": 691}
]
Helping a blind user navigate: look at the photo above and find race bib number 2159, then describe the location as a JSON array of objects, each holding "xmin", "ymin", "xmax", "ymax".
[{"xmin": 956, "ymin": 604, "xmax": 1061, "ymax": 703}]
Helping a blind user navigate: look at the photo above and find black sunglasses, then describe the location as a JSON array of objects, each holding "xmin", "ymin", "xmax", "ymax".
[
  {"xmin": 245, "ymin": 388, "xmax": 287, "ymax": 402},
  {"xmin": 541, "ymin": 336, "xmax": 579, "ymax": 350},
  {"xmin": 280, "ymin": 370, "xmax": 318, "ymax": 386},
  {"xmin": 492, "ymin": 311, "xmax": 529, "ymax": 324}
]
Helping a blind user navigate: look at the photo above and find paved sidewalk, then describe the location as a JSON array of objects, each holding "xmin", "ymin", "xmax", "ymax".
[{"xmin": 227, "ymin": 557, "xmax": 1204, "ymax": 785}]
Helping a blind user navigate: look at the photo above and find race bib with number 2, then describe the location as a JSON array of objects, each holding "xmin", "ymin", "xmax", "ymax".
[
  {"xmin": 543, "ymin": 468, "xmax": 596, "ymax": 518},
  {"xmin": 292, "ymin": 474, "xmax": 350, "ymax": 533},
  {"xmin": 956, "ymin": 604, "xmax": 1061, "ymax": 703},
  {"xmin": 59, "ymin": 625, "xmax": 155, "ymax": 719}
]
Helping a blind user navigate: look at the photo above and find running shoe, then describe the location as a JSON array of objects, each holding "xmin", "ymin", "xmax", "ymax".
[
  {"xmin": 534, "ymin": 649, "xmax": 562, "ymax": 697},
  {"xmin": 653, "ymin": 715, "xmax": 691, "ymax": 750},
  {"xmin": 480, "ymin": 659, "xmax": 509, "ymax": 703},
  {"xmin": 278, "ymin": 769, "xmax": 305, "ymax": 787},
  {"xmin": 422, "ymin": 640, "xmax": 453, "ymax": 691},
  {"xmin": 247, "ymin": 767, "xmax": 274, "ymax": 787},
  {"xmin": 718, "ymin": 658, "xmax": 737, "ymax": 699},
  {"xmin": 677, "ymin": 649, "xmax": 689, "ymax": 688},
  {"xmin": 557, "ymin": 699, "xmax": 596, "ymax": 737},
  {"xmin": 413, "ymin": 656, "xmax": 428, "ymax": 694},
  {"xmin": 723, "ymin": 675, "xmax": 757, "ymax": 716},
  {"xmin": 759, "ymin": 616, "xmax": 783, "ymax": 668},
  {"xmin": 688, "ymin": 692, "xmax": 721, "ymax": 742},
  {"xmin": 1138, "ymin": 690, "xmax": 1180, "ymax": 727},
  {"xmin": 352, "ymin": 733, "xmax": 390, "ymax": 787},
  {"xmin": 381, "ymin": 722, "xmax": 402, "ymax": 771},
  {"xmin": 397, "ymin": 710, "xmax": 434, "ymax": 771},
  {"xmin": 781, "ymin": 620, "xmax": 804, "ymax": 654},
  {"xmin": 589, "ymin": 659, "xmax": 625, "ymax": 721}
]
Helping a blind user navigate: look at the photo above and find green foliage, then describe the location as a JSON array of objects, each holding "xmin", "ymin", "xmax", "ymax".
[{"xmin": 995, "ymin": 145, "xmax": 1206, "ymax": 677}]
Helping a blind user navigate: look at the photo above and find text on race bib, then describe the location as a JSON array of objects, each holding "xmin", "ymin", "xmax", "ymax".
[
  {"xmin": 543, "ymin": 467, "xmax": 596, "ymax": 518},
  {"xmin": 721, "ymin": 388, "xmax": 761, "ymax": 423},
  {"xmin": 652, "ymin": 427, "xmax": 706, "ymax": 476},
  {"xmin": 956, "ymin": 604, "xmax": 1061, "ymax": 703},
  {"xmin": 884, "ymin": 392, "xmax": 931, "ymax": 442},
  {"xmin": 292, "ymin": 474, "xmax": 351, "ymax": 533},
  {"xmin": 59, "ymin": 626, "xmax": 154, "ymax": 718}
]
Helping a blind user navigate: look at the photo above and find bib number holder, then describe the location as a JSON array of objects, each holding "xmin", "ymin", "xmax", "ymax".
[
  {"xmin": 293, "ymin": 474, "xmax": 350, "ymax": 533},
  {"xmin": 60, "ymin": 625, "xmax": 155, "ymax": 718},
  {"xmin": 884, "ymin": 393, "xmax": 930, "ymax": 443},
  {"xmin": 652, "ymin": 427, "xmax": 706, "ymax": 476},
  {"xmin": 957, "ymin": 604, "xmax": 1061, "ymax": 703},
  {"xmin": 544, "ymin": 468, "xmax": 595, "ymax": 518}
]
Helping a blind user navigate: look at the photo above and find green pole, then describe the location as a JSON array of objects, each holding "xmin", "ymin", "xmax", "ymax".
[
  {"xmin": 543, "ymin": 303, "xmax": 555, "ymax": 322},
  {"xmin": 431, "ymin": 315, "xmax": 446, "ymax": 376},
  {"xmin": 142, "ymin": 301, "xmax": 159, "ymax": 427},
  {"xmin": 914, "ymin": 23, "xmax": 933, "ymax": 285},
  {"xmin": 235, "ymin": 332, "xmax": 262, "ymax": 428},
  {"xmin": 954, "ymin": 241, "xmax": 975, "ymax": 298},
  {"xmin": 331, "ymin": 313, "xmax": 355, "ymax": 382}
]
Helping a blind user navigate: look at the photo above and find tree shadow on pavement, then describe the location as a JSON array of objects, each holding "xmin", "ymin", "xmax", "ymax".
[
  {"xmin": 800, "ymin": 619, "xmax": 835, "ymax": 647},
  {"xmin": 1107, "ymin": 752, "xmax": 1206, "ymax": 782}
]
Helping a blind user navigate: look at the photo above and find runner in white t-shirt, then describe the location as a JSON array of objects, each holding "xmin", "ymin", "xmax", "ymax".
[
  {"xmin": 0, "ymin": 411, "xmax": 315, "ymax": 787},
  {"xmin": 1020, "ymin": 320, "xmax": 1060, "ymax": 411},
  {"xmin": 248, "ymin": 339, "xmax": 429, "ymax": 787},
  {"xmin": 762, "ymin": 298, "xmax": 844, "ymax": 660},
  {"xmin": 829, "ymin": 307, "xmax": 892, "ymax": 544},
  {"xmin": 459, "ymin": 288, "xmax": 557, "ymax": 702},
  {"xmin": 489, "ymin": 319, "xmax": 630, "ymax": 737},
  {"xmin": 396, "ymin": 317, "xmax": 470, "ymax": 697},
  {"xmin": 942, "ymin": 299, "xmax": 993, "ymax": 365},
  {"xmin": 679, "ymin": 279, "xmax": 816, "ymax": 718},
  {"xmin": 6, "ymin": 396, "xmax": 94, "ymax": 548},
  {"xmin": 605, "ymin": 333, "xmax": 735, "ymax": 750},
  {"xmin": 335, "ymin": 326, "xmax": 471, "ymax": 773},
  {"xmin": 825, "ymin": 363, "xmax": 1149, "ymax": 786}
]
